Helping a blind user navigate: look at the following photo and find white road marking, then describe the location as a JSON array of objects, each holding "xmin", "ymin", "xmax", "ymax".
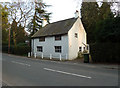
[
  {"xmin": 73, "ymin": 63, "xmax": 77, "ymax": 64},
  {"xmin": 44, "ymin": 68, "xmax": 92, "ymax": 79},
  {"xmin": 11, "ymin": 61, "xmax": 31, "ymax": 67}
]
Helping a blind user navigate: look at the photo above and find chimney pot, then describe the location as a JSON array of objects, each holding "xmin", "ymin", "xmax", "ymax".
[
  {"xmin": 75, "ymin": 10, "xmax": 80, "ymax": 18},
  {"xmin": 42, "ymin": 18, "xmax": 48, "ymax": 27}
]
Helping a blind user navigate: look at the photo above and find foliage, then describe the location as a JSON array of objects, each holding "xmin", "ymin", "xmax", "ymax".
[
  {"xmin": 90, "ymin": 43, "xmax": 120, "ymax": 63},
  {"xmin": 98, "ymin": 2, "xmax": 114, "ymax": 20},
  {"xmin": 2, "ymin": 44, "xmax": 30, "ymax": 56},
  {"xmin": 27, "ymin": 0, "xmax": 51, "ymax": 36},
  {"xmin": 8, "ymin": 2, "xmax": 33, "ymax": 28},
  {"xmin": 77, "ymin": 52, "xmax": 84, "ymax": 59},
  {"xmin": 10, "ymin": 19, "xmax": 17, "ymax": 46},
  {"xmin": 16, "ymin": 24, "xmax": 27, "ymax": 44},
  {"xmin": 0, "ymin": 4, "xmax": 9, "ymax": 45},
  {"xmin": 81, "ymin": 2, "xmax": 99, "ymax": 43},
  {"xmin": 10, "ymin": 19, "xmax": 28, "ymax": 46},
  {"xmin": 81, "ymin": 2, "xmax": 115, "ymax": 43},
  {"xmin": 95, "ymin": 17, "xmax": 120, "ymax": 43},
  {"xmin": 83, "ymin": 50, "xmax": 88, "ymax": 54}
]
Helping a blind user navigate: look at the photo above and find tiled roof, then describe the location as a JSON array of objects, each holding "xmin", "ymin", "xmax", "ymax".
[{"xmin": 32, "ymin": 17, "xmax": 77, "ymax": 38}]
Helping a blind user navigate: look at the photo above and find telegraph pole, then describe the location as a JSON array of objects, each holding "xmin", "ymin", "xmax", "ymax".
[{"xmin": 8, "ymin": 26, "xmax": 11, "ymax": 54}]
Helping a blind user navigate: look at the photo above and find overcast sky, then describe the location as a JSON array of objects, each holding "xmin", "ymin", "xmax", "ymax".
[
  {"xmin": 1, "ymin": 0, "xmax": 119, "ymax": 23},
  {"xmin": 43, "ymin": 0, "xmax": 82, "ymax": 23},
  {"xmin": 1, "ymin": 0, "xmax": 82, "ymax": 23}
]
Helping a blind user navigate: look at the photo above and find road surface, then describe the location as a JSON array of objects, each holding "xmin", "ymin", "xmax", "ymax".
[{"xmin": 2, "ymin": 53, "xmax": 118, "ymax": 86}]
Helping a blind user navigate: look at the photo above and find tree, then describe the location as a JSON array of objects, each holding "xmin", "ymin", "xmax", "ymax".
[
  {"xmin": 81, "ymin": 2, "xmax": 115, "ymax": 43},
  {"xmin": 16, "ymin": 24, "xmax": 26, "ymax": 44},
  {"xmin": 95, "ymin": 17, "xmax": 120, "ymax": 43},
  {"xmin": 10, "ymin": 19, "xmax": 17, "ymax": 46},
  {"xmin": 94, "ymin": 2, "xmax": 115, "ymax": 42},
  {"xmin": 27, "ymin": 0, "xmax": 51, "ymax": 36},
  {"xmin": 98, "ymin": 2, "xmax": 114, "ymax": 20},
  {"xmin": 7, "ymin": 1, "xmax": 33, "ymax": 46},
  {"xmin": 0, "ymin": 4, "xmax": 9, "ymax": 45},
  {"xmin": 81, "ymin": 2, "xmax": 99, "ymax": 43}
]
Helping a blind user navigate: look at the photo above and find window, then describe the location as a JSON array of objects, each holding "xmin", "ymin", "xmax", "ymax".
[
  {"xmin": 75, "ymin": 33, "xmax": 78, "ymax": 38},
  {"xmin": 55, "ymin": 46, "xmax": 62, "ymax": 53},
  {"xmin": 39, "ymin": 37, "xmax": 45, "ymax": 42},
  {"xmin": 37, "ymin": 46, "xmax": 43, "ymax": 52},
  {"xmin": 79, "ymin": 47, "xmax": 82, "ymax": 52},
  {"xmin": 55, "ymin": 35, "xmax": 61, "ymax": 40},
  {"xmin": 84, "ymin": 47, "xmax": 85, "ymax": 51}
]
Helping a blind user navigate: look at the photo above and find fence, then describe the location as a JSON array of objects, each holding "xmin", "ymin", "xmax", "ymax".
[{"xmin": 29, "ymin": 52, "xmax": 68, "ymax": 61}]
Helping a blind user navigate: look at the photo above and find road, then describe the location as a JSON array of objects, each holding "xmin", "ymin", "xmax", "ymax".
[{"xmin": 2, "ymin": 53, "xmax": 118, "ymax": 86}]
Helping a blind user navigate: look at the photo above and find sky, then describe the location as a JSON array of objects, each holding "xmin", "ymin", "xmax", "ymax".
[
  {"xmin": 43, "ymin": 0, "xmax": 82, "ymax": 23},
  {"xmin": 1, "ymin": 0, "xmax": 119, "ymax": 23},
  {"xmin": 1, "ymin": 0, "xmax": 82, "ymax": 23}
]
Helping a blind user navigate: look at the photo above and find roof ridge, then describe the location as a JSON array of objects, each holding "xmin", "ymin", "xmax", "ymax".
[
  {"xmin": 49, "ymin": 17, "xmax": 76, "ymax": 25},
  {"xmin": 32, "ymin": 17, "xmax": 78, "ymax": 38}
]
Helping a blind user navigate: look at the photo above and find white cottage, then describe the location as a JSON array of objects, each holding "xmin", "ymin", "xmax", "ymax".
[{"xmin": 31, "ymin": 11, "xmax": 89, "ymax": 60}]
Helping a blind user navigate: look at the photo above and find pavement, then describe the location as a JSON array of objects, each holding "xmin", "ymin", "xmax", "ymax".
[{"xmin": 1, "ymin": 53, "xmax": 119, "ymax": 86}]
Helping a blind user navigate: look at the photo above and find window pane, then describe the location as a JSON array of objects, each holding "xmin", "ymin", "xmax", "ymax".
[
  {"xmin": 55, "ymin": 46, "xmax": 61, "ymax": 53},
  {"xmin": 37, "ymin": 46, "xmax": 43, "ymax": 52},
  {"xmin": 79, "ymin": 47, "xmax": 82, "ymax": 52},
  {"xmin": 39, "ymin": 37, "xmax": 45, "ymax": 42},
  {"xmin": 75, "ymin": 33, "xmax": 78, "ymax": 38},
  {"xmin": 55, "ymin": 35, "xmax": 61, "ymax": 40}
]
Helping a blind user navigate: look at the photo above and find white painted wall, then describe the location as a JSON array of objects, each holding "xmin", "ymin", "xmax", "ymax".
[
  {"xmin": 68, "ymin": 18, "xmax": 87, "ymax": 60},
  {"xmin": 31, "ymin": 18, "xmax": 87, "ymax": 60},
  {"xmin": 32, "ymin": 35, "xmax": 69, "ymax": 60}
]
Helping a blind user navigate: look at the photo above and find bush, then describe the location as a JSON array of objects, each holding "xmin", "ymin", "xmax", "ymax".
[
  {"xmin": 77, "ymin": 52, "xmax": 84, "ymax": 59},
  {"xmin": 90, "ymin": 43, "xmax": 120, "ymax": 63},
  {"xmin": 2, "ymin": 44, "xmax": 30, "ymax": 56}
]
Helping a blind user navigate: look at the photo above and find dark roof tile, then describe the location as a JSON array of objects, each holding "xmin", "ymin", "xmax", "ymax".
[{"xmin": 32, "ymin": 17, "xmax": 77, "ymax": 38}]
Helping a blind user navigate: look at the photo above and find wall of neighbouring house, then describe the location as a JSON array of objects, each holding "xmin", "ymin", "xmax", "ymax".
[
  {"xmin": 68, "ymin": 18, "xmax": 87, "ymax": 60},
  {"xmin": 32, "ymin": 35, "xmax": 69, "ymax": 60}
]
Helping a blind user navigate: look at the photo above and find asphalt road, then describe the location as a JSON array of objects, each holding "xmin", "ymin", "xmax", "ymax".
[{"xmin": 2, "ymin": 53, "xmax": 119, "ymax": 86}]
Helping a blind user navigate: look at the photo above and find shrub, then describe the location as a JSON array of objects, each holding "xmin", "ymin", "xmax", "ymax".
[
  {"xmin": 77, "ymin": 51, "xmax": 84, "ymax": 59},
  {"xmin": 90, "ymin": 43, "xmax": 120, "ymax": 63},
  {"xmin": 2, "ymin": 43, "xmax": 30, "ymax": 56}
]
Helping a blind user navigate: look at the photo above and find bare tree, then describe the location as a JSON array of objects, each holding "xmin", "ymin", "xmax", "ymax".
[{"xmin": 6, "ymin": 0, "xmax": 34, "ymax": 46}]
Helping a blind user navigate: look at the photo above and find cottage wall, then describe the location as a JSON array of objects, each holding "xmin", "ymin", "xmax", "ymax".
[
  {"xmin": 68, "ymin": 18, "xmax": 87, "ymax": 59},
  {"xmin": 32, "ymin": 35, "xmax": 69, "ymax": 60}
]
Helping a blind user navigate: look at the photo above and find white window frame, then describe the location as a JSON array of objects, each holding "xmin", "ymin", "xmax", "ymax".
[
  {"xmin": 55, "ymin": 46, "xmax": 62, "ymax": 53},
  {"xmin": 37, "ymin": 46, "xmax": 43, "ymax": 52}
]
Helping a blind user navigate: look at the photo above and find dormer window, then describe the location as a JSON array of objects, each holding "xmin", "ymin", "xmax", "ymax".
[
  {"xmin": 55, "ymin": 35, "xmax": 61, "ymax": 40},
  {"xmin": 39, "ymin": 37, "xmax": 45, "ymax": 42},
  {"xmin": 75, "ymin": 33, "xmax": 78, "ymax": 38}
]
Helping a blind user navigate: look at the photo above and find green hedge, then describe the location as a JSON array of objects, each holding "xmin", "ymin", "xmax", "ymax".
[
  {"xmin": 90, "ymin": 43, "xmax": 120, "ymax": 63},
  {"xmin": 2, "ymin": 44, "xmax": 30, "ymax": 56}
]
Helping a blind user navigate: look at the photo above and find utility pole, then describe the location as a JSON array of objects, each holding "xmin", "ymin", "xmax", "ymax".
[{"xmin": 8, "ymin": 27, "xmax": 11, "ymax": 54}]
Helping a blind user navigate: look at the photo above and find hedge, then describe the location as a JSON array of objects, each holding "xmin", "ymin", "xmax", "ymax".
[
  {"xmin": 90, "ymin": 43, "xmax": 120, "ymax": 63},
  {"xmin": 2, "ymin": 44, "xmax": 30, "ymax": 56}
]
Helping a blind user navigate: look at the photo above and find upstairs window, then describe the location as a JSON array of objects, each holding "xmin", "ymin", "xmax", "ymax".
[
  {"xmin": 55, "ymin": 46, "xmax": 62, "ymax": 53},
  {"xmin": 75, "ymin": 33, "xmax": 78, "ymax": 38},
  {"xmin": 39, "ymin": 37, "xmax": 45, "ymax": 42},
  {"xmin": 55, "ymin": 35, "xmax": 61, "ymax": 40},
  {"xmin": 37, "ymin": 46, "xmax": 43, "ymax": 52}
]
